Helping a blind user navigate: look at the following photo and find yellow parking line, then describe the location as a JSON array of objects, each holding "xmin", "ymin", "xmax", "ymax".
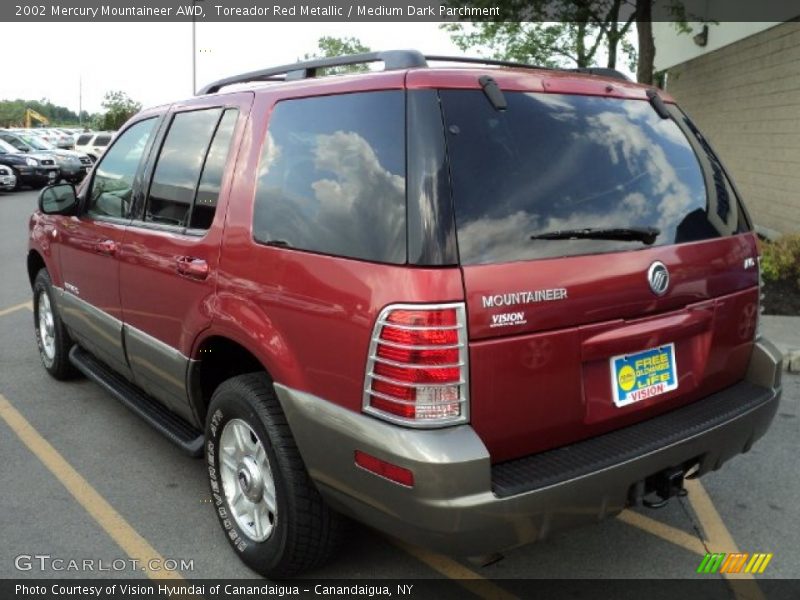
[
  {"xmin": 0, "ymin": 301, "xmax": 32, "ymax": 317},
  {"xmin": 0, "ymin": 394, "xmax": 183, "ymax": 580},
  {"xmin": 685, "ymin": 479, "xmax": 765, "ymax": 600},
  {"xmin": 617, "ymin": 509, "xmax": 708, "ymax": 556},
  {"xmin": 389, "ymin": 538, "xmax": 519, "ymax": 600}
]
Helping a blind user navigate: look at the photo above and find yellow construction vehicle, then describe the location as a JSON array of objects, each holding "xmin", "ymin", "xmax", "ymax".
[{"xmin": 24, "ymin": 108, "xmax": 49, "ymax": 128}]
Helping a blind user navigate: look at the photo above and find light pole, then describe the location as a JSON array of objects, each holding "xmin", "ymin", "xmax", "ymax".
[{"xmin": 192, "ymin": 0, "xmax": 196, "ymax": 94}]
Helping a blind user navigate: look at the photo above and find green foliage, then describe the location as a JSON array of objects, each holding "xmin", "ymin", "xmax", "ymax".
[
  {"xmin": 760, "ymin": 234, "xmax": 800, "ymax": 287},
  {"xmin": 0, "ymin": 98, "xmax": 85, "ymax": 127},
  {"xmin": 441, "ymin": 0, "xmax": 703, "ymax": 83},
  {"xmin": 100, "ymin": 91, "xmax": 142, "ymax": 131},
  {"xmin": 441, "ymin": 0, "xmax": 637, "ymax": 69},
  {"xmin": 303, "ymin": 36, "xmax": 372, "ymax": 74}
]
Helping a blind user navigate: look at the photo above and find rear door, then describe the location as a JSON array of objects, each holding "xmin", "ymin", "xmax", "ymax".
[
  {"xmin": 118, "ymin": 93, "xmax": 252, "ymax": 423},
  {"xmin": 439, "ymin": 88, "xmax": 760, "ymax": 462}
]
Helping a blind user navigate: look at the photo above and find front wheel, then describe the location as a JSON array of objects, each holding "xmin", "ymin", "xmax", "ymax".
[
  {"xmin": 205, "ymin": 373, "xmax": 345, "ymax": 578},
  {"xmin": 33, "ymin": 269, "xmax": 77, "ymax": 380}
]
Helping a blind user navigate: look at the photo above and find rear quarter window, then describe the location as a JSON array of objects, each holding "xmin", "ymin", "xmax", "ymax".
[
  {"xmin": 441, "ymin": 91, "xmax": 748, "ymax": 265},
  {"xmin": 253, "ymin": 90, "xmax": 406, "ymax": 264}
]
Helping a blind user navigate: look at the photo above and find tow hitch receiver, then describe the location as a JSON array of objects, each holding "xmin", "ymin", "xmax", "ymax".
[{"xmin": 630, "ymin": 466, "xmax": 688, "ymax": 509}]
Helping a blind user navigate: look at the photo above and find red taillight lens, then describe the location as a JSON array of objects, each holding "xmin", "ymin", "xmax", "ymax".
[
  {"xmin": 386, "ymin": 309, "xmax": 457, "ymax": 327},
  {"xmin": 374, "ymin": 361, "xmax": 460, "ymax": 384},
  {"xmin": 354, "ymin": 450, "xmax": 414, "ymax": 487},
  {"xmin": 379, "ymin": 325, "xmax": 458, "ymax": 346},
  {"xmin": 364, "ymin": 303, "xmax": 468, "ymax": 426},
  {"xmin": 376, "ymin": 344, "xmax": 458, "ymax": 365}
]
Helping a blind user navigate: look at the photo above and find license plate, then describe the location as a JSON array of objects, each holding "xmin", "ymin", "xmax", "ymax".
[
  {"xmin": 48, "ymin": 171, "xmax": 56, "ymax": 180},
  {"xmin": 610, "ymin": 343, "xmax": 677, "ymax": 407}
]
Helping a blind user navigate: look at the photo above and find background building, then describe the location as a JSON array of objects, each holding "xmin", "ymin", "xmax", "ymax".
[{"xmin": 654, "ymin": 19, "xmax": 800, "ymax": 235}]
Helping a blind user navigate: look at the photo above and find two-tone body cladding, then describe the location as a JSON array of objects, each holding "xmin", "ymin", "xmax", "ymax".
[{"xmin": 27, "ymin": 50, "xmax": 781, "ymax": 577}]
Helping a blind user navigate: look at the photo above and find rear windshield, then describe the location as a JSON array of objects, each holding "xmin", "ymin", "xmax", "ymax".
[{"xmin": 440, "ymin": 91, "xmax": 748, "ymax": 265}]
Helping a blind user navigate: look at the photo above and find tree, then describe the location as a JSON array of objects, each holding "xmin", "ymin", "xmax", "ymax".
[
  {"xmin": 303, "ymin": 36, "xmax": 372, "ymax": 74},
  {"xmin": 443, "ymin": 1, "xmax": 636, "ymax": 70},
  {"xmin": 100, "ymin": 91, "xmax": 141, "ymax": 131},
  {"xmin": 0, "ymin": 98, "xmax": 82, "ymax": 127},
  {"xmin": 443, "ymin": 0, "xmax": 698, "ymax": 84}
]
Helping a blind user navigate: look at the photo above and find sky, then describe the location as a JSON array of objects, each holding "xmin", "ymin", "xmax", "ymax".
[{"xmin": 1, "ymin": 22, "xmax": 465, "ymax": 114}]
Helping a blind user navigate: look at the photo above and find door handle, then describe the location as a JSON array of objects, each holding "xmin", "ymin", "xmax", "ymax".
[
  {"xmin": 176, "ymin": 256, "xmax": 209, "ymax": 280},
  {"xmin": 94, "ymin": 239, "xmax": 118, "ymax": 256}
]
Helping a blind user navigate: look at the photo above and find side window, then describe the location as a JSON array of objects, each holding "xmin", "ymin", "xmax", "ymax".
[
  {"xmin": 252, "ymin": 91, "xmax": 406, "ymax": 263},
  {"xmin": 191, "ymin": 109, "xmax": 239, "ymax": 230},
  {"xmin": 76, "ymin": 134, "xmax": 93, "ymax": 146},
  {"xmin": 144, "ymin": 108, "xmax": 224, "ymax": 229},
  {"xmin": 87, "ymin": 118, "xmax": 157, "ymax": 219},
  {"xmin": 94, "ymin": 134, "xmax": 112, "ymax": 147}
]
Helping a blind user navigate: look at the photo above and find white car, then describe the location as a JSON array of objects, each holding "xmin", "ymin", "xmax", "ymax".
[
  {"xmin": 0, "ymin": 164, "xmax": 16, "ymax": 191},
  {"xmin": 74, "ymin": 131, "xmax": 114, "ymax": 162}
]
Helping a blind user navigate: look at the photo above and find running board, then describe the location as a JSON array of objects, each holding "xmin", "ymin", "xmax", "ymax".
[{"xmin": 69, "ymin": 346, "xmax": 204, "ymax": 457}]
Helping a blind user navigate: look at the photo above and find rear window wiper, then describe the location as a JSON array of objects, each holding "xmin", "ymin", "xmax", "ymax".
[{"xmin": 530, "ymin": 226, "xmax": 660, "ymax": 245}]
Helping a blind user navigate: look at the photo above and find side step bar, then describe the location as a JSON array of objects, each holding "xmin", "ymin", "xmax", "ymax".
[{"xmin": 69, "ymin": 346, "xmax": 204, "ymax": 457}]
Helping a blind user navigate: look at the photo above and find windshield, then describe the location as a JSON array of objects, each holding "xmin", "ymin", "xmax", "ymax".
[
  {"xmin": 0, "ymin": 139, "xmax": 21, "ymax": 153},
  {"xmin": 440, "ymin": 91, "xmax": 748, "ymax": 265},
  {"xmin": 22, "ymin": 135, "xmax": 52, "ymax": 150}
]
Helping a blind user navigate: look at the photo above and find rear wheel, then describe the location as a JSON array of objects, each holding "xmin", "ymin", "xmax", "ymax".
[
  {"xmin": 205, "ymin": 373, "xmax": 345, "ymax": 578},
  {"xmin": 33, "ymin": 269, "xmax": 77, "ymax": 379}
]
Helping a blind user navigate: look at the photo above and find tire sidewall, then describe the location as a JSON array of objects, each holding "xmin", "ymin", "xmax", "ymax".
[
  {"xmin": 33, "ymin": 273, "xmax": 58, "ymax": 371},
  {"xmin": 205, "ymin": 388, "xmax": 290, "ymax": 574}
]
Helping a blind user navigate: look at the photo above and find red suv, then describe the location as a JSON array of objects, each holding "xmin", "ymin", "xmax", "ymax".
[{"xmin": 28, "ymin": 51, "xmax": 782, "ymax": 578}]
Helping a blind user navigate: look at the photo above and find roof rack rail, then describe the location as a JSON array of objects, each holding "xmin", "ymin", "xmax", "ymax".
[
  {"xmin": 423, "ymin": 55, "xmax": 554, "ymax": 71},
  {"xmin": 198, "ymin": 49, "xmax": 631, "ymax": 95},
  {"xmin": 198, "ymin": 49, "xmax": 428, "ymax": 94},
  {"xmin": 569, "ymin": 67, "xmax": 630, "ymax": 82},
  {"xmin": 424, "ymin": 56, "xmax": 629, "ymax": 82}
]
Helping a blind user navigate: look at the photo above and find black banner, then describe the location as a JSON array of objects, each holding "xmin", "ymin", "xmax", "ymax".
[
  {"xmin": 2, "ymin": 0, "xmax": 800, "ymax": 22},
  {"xmin": 3, "ymin": 579, "xmax": 800, "ymax": 600}
]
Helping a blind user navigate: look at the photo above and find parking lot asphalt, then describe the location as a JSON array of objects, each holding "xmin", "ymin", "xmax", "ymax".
[{"xmin": 1, "ymin": 189, "xmax": 798, "ymax": 596}]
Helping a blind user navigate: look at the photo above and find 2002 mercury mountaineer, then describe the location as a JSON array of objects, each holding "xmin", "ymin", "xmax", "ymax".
[{"xmin": 28, "ymin": 50, "xmax": 782, "ymax": 578}]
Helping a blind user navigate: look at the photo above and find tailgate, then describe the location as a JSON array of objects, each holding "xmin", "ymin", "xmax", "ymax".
[
  {"xmin": 465, "ymin": 236, "xmax": 759, "ymax": 462},
  {"xmin": 438, "ymin": 86, "xmax": 759, "ymax": 462}
]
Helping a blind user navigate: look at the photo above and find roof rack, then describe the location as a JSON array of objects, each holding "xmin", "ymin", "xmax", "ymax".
[
  {"xmin": 423, "ymin": 54, "xmax": 553, "ymax": 71},
  {"xmin": 198, "ymin": 50, "xmax": 630, "ymax": 95},
  {"xmin": 569, "ymin": 67, "xmax": 630, "ymax": 82},
  {"xmin": 198, "ymin": 49, "xmax": 427, "ymax": 94}
]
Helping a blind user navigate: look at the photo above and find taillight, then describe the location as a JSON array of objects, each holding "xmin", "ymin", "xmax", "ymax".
[{"xmin": 363, "ymin": 303, "xmax": 469, "ymax": 427}]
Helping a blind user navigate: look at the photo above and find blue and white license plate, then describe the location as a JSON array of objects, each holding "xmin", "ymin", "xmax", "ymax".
[{"xmin": 610, "ymin": 343, "xmax": 678, "ymax": 407}]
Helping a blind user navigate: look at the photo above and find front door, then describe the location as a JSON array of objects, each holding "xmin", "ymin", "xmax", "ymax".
[
  {"xmin": 118, "ymin": 93, "xmax": 253, "ymax": 423},
  {"xmin": 56, "ymin": 117, "xmax": 160, "ymax": 378}
]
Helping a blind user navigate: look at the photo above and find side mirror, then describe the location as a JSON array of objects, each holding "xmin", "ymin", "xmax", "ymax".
[{"xmin": 39, "ymin": 183, "xmax": 78, "ymax": 216}]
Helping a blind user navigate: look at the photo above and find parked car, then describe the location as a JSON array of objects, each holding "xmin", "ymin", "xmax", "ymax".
[
  {"xmin": 0, "ymin": 139, "xmax": 59, "ymax": 189},
  {"xmin": 0, "ymin": 130, "xmax": 92, "ymax": 183},
  {"xmin": 0, "ymin": 164, "xmax": 15, "ymax": 191},
  {"xmin": 28, "ymin": 51, "xmax": 781, "ymax": 578},
  {"xmin": 73, "ymin": 131, "xmax": 113, "ymax": 162},
  {"xmin": 23, "ymin": 128, "xmax": 72, "ymax": 150}
]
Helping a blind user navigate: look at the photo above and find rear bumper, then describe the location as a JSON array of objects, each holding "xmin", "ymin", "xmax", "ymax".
[{"xmin": 275, "ymin": 338, "xmax": 782, "ymax": 556}]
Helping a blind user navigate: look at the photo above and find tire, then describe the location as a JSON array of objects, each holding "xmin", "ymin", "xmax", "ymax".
[
  {"xmin": 205, "ymin": 373, "xmax": 345, "ymax": 578},
  {"xmin": 11, "ymin": 169, "xmax": 22, "ymax": 191},
  {"xmin": 33, "ymin": 269, "xmax": 78, "ymax": 380}
]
